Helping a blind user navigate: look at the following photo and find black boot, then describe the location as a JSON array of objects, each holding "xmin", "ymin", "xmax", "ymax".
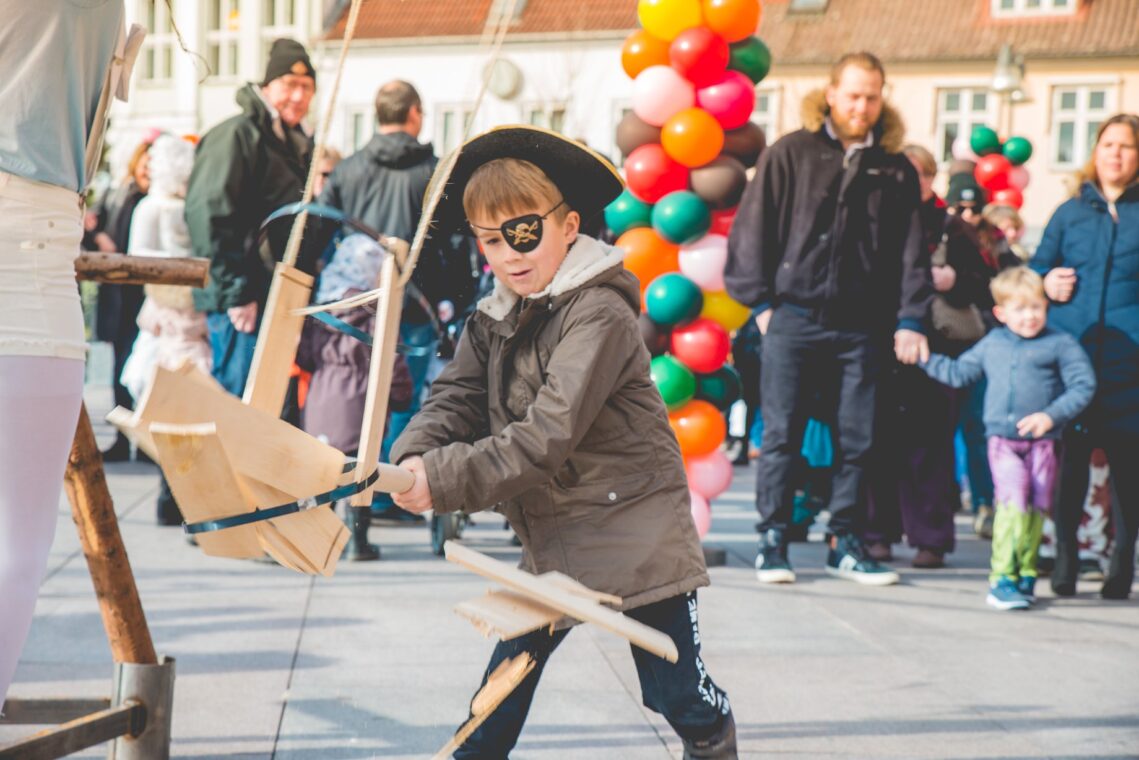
[
  {"xmin": 683, "ymin": 712, "xmax": 737, "ymax": 760},
  {"xmin": 101, "ymin": 434, "xmax": 132, "ymax": 463},
  {"xmin": 1052, "ymin": 540, "xmax": 1079, "ymax": 597},
  {"xmin": 156, "ymin": 475, "xmax": 184, "ymax": 526},
  {"xmin": 342, "ymin": 504, "xmax": 380, "ymax": 561}
]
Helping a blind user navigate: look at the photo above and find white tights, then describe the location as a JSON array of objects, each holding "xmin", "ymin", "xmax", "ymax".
[{"xmin": 0, "ymin": 356, "xmax": 84, "ymax": 710}]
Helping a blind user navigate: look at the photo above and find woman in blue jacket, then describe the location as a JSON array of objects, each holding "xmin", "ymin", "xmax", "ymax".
[{"xmin": 1031, "ymin": 114, "xmax": 1139, "ymax": 600}]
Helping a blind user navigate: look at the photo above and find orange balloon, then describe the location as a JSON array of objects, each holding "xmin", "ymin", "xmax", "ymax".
[
  {"xmin": 669, "ymin": 399, "xmax": 727, "ymax": 457},
  {"xmin": 619, "ymin": 227, "xmax": 680, "ymax": 291},
  {"xmin": 702, "ymin": 0, "xmax": 762, "ymax": 43},
  {"xmin": 621, "ymin": 29, "xmax": 671, "ymax": 79},
  {"xmin": 661, "ymin": 107, "xmax": 725, "ymax": 168}
]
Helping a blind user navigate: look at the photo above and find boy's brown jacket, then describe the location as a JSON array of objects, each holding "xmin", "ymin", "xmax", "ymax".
[{"xmin": 391, "ymin": 236, "xmax": 709, "ymax": 610}]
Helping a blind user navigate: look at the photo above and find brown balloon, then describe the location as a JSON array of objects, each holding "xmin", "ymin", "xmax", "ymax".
[
  {"xmin": 639, "ymin": 312, "xmax": 672, "ymax": 356},
  {"xmin": 721, "ymin": 121, "xmax": 766, "ymax": 168},
  {"xmin": 947, "ymin": 158, "xmax": 978, "ymax": 176},
  {"xmin": 690, "ymin": 156, "xmax": 748, "ymax": 210},
  {"xmin": 616, "ymin": 111, "xmax": 663, "ymax": 158}
]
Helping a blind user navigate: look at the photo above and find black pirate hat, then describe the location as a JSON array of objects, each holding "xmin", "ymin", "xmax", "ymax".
[{"xmin": 428, "ymin": 125, "xmax": 624, "ymax": 236}]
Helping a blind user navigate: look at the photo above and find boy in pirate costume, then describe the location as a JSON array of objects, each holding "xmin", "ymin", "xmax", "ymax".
[{"xmin": 391, "ymin": 126, "xmax": 736, "ymax": 759}]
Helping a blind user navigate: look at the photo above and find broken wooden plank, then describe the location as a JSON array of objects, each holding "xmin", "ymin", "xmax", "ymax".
[
  {"xmin": 243, "ymin": 263, "xmax": 314, "ymax": 416},
  {"xmin": 454, "ymin": 590, "xmax": 563, "ymax": 641},
  {"xmin": 431, "ymin": 653, "xmax": 535, "ymax": 760},
  {"xmin": 444, "ymin": 542, "xmax": 679, "ymax": 663}
]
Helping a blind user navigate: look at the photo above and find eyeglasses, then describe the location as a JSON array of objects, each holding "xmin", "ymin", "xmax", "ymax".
[{"xmin": 470, "ymin": 199, "xmax": 566, "ymax": 253}]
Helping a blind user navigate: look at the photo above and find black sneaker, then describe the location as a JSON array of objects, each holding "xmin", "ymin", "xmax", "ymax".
[
  {"xmin": 755, "ymin": 528, "xmax": 795, "ymax": 584},
  {"xmin": 682, "ymin": 712, "xmax": 737, "ymax": 760},
  {"xmin": 825, "ymin": 533, "xmax": 900, "ymax": 586}
]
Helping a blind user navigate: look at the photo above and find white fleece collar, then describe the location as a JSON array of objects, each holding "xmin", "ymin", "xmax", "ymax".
[{"xmin": 476, "ymin": 236, "xmax": 625, "ymax": 321}]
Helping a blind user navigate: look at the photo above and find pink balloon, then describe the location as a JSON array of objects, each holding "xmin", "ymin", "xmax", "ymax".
[
  {"xmin": 695, "ymin": 70, "xmax": 756, "ymax": 130},
  {"xmin": 686, "ymin": 448, "xmax": 733, "ymax": 499},
  {"xmin": 952, "ymin": 135, "xmax": 978, "ymax": 162},
  {"xmin": 633, "ymin": 65, "xmax": 697, "ymax": 127},
  {"xmin": 1008, "ymin": 165, "xmax": 1030, "ymax": 191},
  {"xmin": 678, "ymin": 234, "xmax": 728, "ymax": 291},
  {"xmin": 689, "ymin": 489, "xmax": 712, "ymax": 538}
]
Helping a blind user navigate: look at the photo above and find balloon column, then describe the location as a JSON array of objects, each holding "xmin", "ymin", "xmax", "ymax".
[
  {"xmin": 950, "ymin": 126, "xmax": 1034, "ymax": 210},
  {"xmin": 611, "ymin": 0, "xmax": 771, "ymax": 538}
]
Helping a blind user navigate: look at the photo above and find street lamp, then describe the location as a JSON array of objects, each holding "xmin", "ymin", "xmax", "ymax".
[{"xmin": 990, "ymin": 44, "xmax": 1028, "ymax": 134}]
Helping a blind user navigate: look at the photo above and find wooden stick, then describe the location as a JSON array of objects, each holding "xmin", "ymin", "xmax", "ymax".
[
  {"xmin": 75, "ymin": 252, "xmax": 208, "ymax": 287},
  {"xmin": 242, "ymin": 264, "xmax": 313, "ymax": 415},
  {"xmin": 431, "ymin": 653, "xmax": 535, "ymax": 760},
  {"xmin": 62, "ymin": 404, "xmax": 157, "ymax": 665}
]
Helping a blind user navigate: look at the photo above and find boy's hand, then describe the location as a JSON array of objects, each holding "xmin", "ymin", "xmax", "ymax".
[
  {"xmin": 894, "ymin": 329, "xmax": 930, "ymax": 365},
  {"xmin": 1016, "ymin": 413, "xmax": 1054, "ymax": 439},
  {"xmin": 392, "ymin": 456, "xmax": 434, "ymax": 514}
]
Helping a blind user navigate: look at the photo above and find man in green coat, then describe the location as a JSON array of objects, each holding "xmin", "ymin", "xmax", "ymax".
[{"xmin": 186, "ymin": 38, "xmax": 316, "ymax": 396}]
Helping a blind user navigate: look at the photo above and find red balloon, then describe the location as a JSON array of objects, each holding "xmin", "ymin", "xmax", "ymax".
[
  {"xmin": 669, "ymin": 27, "xmax": 730, "ymax": 88},
  {"xmin": 625, "ymin": 143, "xmax": 690, "ymax": 203},
  {"xmin": 991, "ymin": 187, "xmax": 1025, "ymax": 210},
  {"xmin": 975, "ymin": 154, "xmax": 1013, "ymax": 193},
  {"xmin": 709, "ymin": 206, "xmax": 737, "ymax": 236},
  {"xmin": 670, "ymin": 317, "xmax": 731, "ymax": 373},
  {"xmin": 696, "ymin": 70, "xmax": 756, "ymax": 130}
]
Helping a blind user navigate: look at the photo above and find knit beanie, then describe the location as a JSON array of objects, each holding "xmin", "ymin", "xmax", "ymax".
[
  {"xmin": 946, "ymin": 172, "xmax": 986, "ymax": 206},
  {"xmin": 262, "ymin": 39, "xmax": 315, "ymax": 86}
]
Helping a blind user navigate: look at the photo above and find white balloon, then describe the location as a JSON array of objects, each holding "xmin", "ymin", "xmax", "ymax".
[
  {"xmin": 678, "ymin": 234, "xmax": 728, "ymax": 292},
  {"xmin": 952, "ymin": 135, "xmax": 978, "ymax": 162},
  {"xmin": 632, "ymin": 65, "xmax": 696, "ymax": 127}
]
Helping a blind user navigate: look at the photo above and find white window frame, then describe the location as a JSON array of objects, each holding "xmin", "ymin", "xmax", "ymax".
[
  {"xmin": 934, "ymin": 86, "xmax": 999, "ymax": 165},
  {"xmin": 261, "ymin": 0, "xmax": 302, "ymax": 68},
  {"xmin": 436, "ymin": 104, "xmax": 476, "ymax": 157},
  {"xmin": 991, "ymin": 0, "xmax": 1077, "ymax": 17},
  {"xmin": 344, "ymin": 106, "xmax": 374, "ymax": 153},
  {"xmin": 1050, "ymin": 84, "xmax": 1114, "ymax": 169},
  {"xmin": 751, "ymin": 85, "xmax": 782, "ymax": 144},
  {"xmin": 139, "ymin": 0, "xmax": 176, "ymax": 84},
  {"xmin": 205, "ymin": 0, "xmax": 242, "ymax": 81},
  {"xmin": 522, "ymin": 103, "xmax": 568, "ymax": 134}
]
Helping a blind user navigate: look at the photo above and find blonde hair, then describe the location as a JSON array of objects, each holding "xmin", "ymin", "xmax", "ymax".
[
  {"xmin": 463, "ymin": 158, "xmax": 567, "ymax": 224},
  {"xmin": 1076, "ymin": 113, "xmax": 1139, "ymax": 192},
  {"xmin": 990, "ymin": 266, "xmax": 1045, "ymax": 306},
  {"xmin": 982, "ymin": 204, "xmax": 1024, "ymax": 231},
  {"xmin": 903, "ymin": 144, "xmax": 937, "ymax": 178},
  {"xmin": 830, "ymin": 52, "xmax": 886, "ymax": 86}
]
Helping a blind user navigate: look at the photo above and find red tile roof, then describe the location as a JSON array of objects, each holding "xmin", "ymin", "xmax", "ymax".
[{"xmin": 328, "ymin": 0, "xmax": 1139, "ymax": 63}]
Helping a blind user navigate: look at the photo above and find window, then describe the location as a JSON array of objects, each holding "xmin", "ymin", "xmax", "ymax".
[
  {"xmin": 992, "ymin": 0, "xmax": 1076, "ymax": 17},
  {"xmin": 139, "ymin": 0, "xmax": 175, "ymax": 83},
  {"xmin": 262, "ymin": 0, "xmax": 301, "ymax": 67},
  {"xmin": 751, "ymin": 86, "xmax": 781, "ymax": 143},
  {"xmin": 523, "ymin": 104, "xmax": 567, "ymax": 134},
  {"xmin": 1052, "ymin": 85, "xmax": 1113, "ymax": 168},
  {"xmin": 788, "ymin": 0, "xmax": 829, "ymax": 12},
  {"xmin": 346, "ymin": 108, "xmax": 373, "ymax": 153},
  {"xmin": 205, "ymin": 0, "xmax": 241, "ymax": 80},
  {"xmin": 935, "ymin": 87, "xmax": 997, "ymax": 163},
  {"xmin": 437, "ymin": 104, "xmax": 475, "ymax": 156}
]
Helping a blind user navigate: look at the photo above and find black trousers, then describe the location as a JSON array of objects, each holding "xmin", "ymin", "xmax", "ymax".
[
  {"xmin": 756, "ymin": 306, "xmax": 882, "ymax": 536},
  {"xmin": 1053, "ymin": 422, "xmax": 1139, "ymax": 593},
  {"xmin": 453, "ymin": 592, "xmax": 730, "ymax": 759}
]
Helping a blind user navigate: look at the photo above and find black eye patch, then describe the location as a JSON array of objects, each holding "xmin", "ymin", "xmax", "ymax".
[{"xmin": 472, "ymin": 200, "xmax": 565, "ymax": 253}]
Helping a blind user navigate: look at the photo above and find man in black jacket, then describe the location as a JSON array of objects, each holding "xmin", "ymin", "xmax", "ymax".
[
  {"xmin": 320, "ymin": 80, "xmax": 476, "ymax": 523},
  {"xmin": 725, "ymin": 52, "xmax": 932, "ymax": 587},
  {"xmin": 186, "ymin": 39, "xmax": 316, "ymax": 397}
]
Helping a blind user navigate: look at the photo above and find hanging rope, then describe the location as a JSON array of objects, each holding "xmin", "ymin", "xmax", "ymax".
[{"xmin": 280, "ymin": 0, "xmax": 366, "ymax": 268}]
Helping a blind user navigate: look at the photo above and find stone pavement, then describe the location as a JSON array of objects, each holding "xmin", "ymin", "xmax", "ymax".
[{"xmin": 3, "ymin": 361, "xmax": 1138, "ymax": 758}]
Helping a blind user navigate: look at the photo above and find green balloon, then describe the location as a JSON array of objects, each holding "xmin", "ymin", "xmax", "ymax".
[
  {"xmin": 645, "ymin": 272, "xmax": 704, "ymax": 326},
  {"xmin": 728, "ymin": 37, "xmax": 772, "ymax": 85},
  {"xmin": 604, "ymin": 189, "xmax": 653, "ymax": 237},
  {"xmin": 651, "ymin": 355, "xmax": 696, "ymax": 410},
  {"xmin": 651, "ymin": 191, "xmax": 711, "ymax": 245},
  {"xmin": 696, "ymin": 365, "xmax": 742, "ymax": 411},
  {"xmin": 1002, "ymin": 136, "xmax": 1033, "ymax": 166},
  {"xmin": 970, "ymin": 125, "xmax": 1002, "ymax": 157}
]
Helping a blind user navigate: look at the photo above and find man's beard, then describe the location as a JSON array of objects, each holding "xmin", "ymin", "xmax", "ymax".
[{"xmin": 831, "ymin": 112, "xmax": 874, "ymax": 142}]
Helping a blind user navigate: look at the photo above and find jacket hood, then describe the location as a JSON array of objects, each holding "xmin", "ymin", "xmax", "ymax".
[
  {"xmin": 1080, "ymin": 179, "xmax": 1139, "ymax": 206},
  {"xmin": 800, "ymin": 89, "xmax": 906, "ymax": 154},
  {"xmin": 236, "ymin": 83, "xmax": 277, "ymax": 134},
  {"xmin": 365, "ymin": 131, "xmax": 436, "ymax": 170},
  {"xmin": 476, "ymin": 235, "xmax": 639, "ymax": 321}
]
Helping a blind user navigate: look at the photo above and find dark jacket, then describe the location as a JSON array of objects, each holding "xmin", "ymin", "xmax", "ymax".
[
  {"xmin": 921, "ymin": 326, "xmax": 1096, "ymax": 440},
  {"xmin": 1031, "ymin": 181, "xmax": 1139, "ymax": 433},
  {"xmin": 724, "ymin": 91, "xmax": 931, "ymax": 334},
  {"xmin": 319, "ymin": 131, "xmax": 477, "ymax": 322},
  {"xmin": 186, "ymin": 84, "xmax": 314, "ymax": 312},
  {"xmin": 391, "ymin": 237, "xmax": 709, "ymax": 611},
  {"xmin": 92, "ymin": 181, "xmax": 146, "ymax": 343},
  {"xmin": 296, "ymin": 297, "xmax": 413, "ymax": 455}
]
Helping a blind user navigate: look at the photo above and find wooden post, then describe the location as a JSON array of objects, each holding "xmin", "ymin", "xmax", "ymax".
[
  {"xmin": 63, "ymin": 405, "xmax": 157, "ymax": 665},
  {"xmin": 74, "ymin": 253, "xmax": 208, "ymax": 287}
]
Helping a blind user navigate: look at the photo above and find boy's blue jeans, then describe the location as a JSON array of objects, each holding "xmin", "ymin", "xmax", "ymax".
[
  {"xmin": 453, "ymin": 592, "xmax": 730, "ymax": 758},
  {"xmin": 206, "ymin": 312, "xmax": 259, "ymax": 398}
]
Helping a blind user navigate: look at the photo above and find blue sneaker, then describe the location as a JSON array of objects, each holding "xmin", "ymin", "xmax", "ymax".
[
  {"xmin": 755, "ymin": 529, "xmax": 795, "ymax": 584},
  {"xmin": 987, "ymin": 577, "xmax": 1030, "ymax": 610},
  {"xmin": 825, "ymin": 533, "xmax": 900, "ymax": 586},
  {"xmin": 1017, "ymin": 576, "xmax": 1036, "ymax": 603}
]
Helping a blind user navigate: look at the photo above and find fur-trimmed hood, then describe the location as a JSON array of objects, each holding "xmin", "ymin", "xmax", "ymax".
[
  {"xmin": 476, "ymin": 235, "xmax": 639, "ymax": 321},
  {"xmin": 800, "ymin": 89, "xmax": 906, "ymax": 155}
]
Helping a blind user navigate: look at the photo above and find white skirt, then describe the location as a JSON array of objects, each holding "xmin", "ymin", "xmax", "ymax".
[{"xmin": 0, "ymin": 172, "xmax": 86, "ymax": 360}]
